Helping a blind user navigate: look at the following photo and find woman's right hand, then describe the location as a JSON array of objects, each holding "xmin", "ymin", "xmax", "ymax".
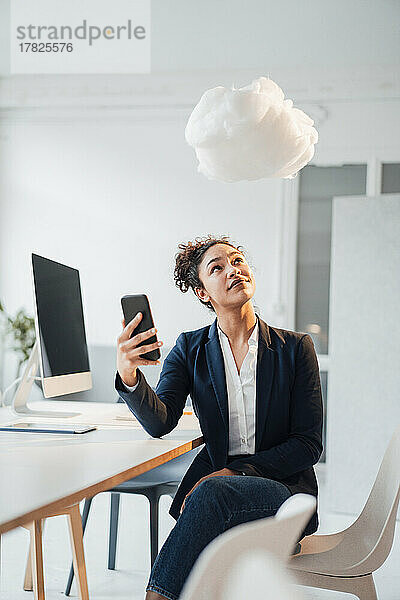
[{"xmin": 117, "ymin": 312, "xmax": 163, "ymax": 387}]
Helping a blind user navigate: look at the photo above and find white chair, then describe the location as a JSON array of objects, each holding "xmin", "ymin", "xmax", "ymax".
[
  {"xmin": 222, "ymin": 550, "xmax": 305, "ymax": 600},
  {"xmin": 289, "ymin": 424, "xmax": 400, "ymax": 600},
  {"xmin": 180, "ymin": 493, "xmax": 316, "ymax": 600}
]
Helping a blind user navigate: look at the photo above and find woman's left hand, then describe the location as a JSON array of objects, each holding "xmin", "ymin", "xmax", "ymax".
[{"xmin": 180, "ymin": 468, "xmax": 237, "ymax": 514}]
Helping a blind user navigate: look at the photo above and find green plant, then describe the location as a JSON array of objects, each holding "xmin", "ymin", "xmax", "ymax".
[{"xmin": 0, "ymin": 301, "xmax": 36, "ymax": 378}]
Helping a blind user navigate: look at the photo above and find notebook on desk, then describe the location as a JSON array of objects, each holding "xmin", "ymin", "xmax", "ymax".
[{"xmin": 0, "ymin": 422, "xmax": 97, "ymax": 434}]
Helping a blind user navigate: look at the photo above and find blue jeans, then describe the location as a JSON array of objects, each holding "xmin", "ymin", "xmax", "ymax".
[{"xmin": 146, "ymin": 476, "xmax": 292, "ymax": 599}]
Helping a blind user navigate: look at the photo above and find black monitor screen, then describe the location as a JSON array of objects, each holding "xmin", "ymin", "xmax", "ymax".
[{"xmin": 32, "ymin": 254, "xmax": 90, "ymax": 378}]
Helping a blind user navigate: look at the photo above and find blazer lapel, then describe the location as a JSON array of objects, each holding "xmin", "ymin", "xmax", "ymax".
[
  {"xmin": 205, "ymin": 319, "xmax": 229, "ymax": 432},
  {"xmin": 255, "ymin": 318, "xmax": 276, "ymax": 450}
]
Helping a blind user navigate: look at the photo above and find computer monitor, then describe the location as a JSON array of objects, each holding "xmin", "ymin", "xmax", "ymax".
[{"xmin": 11, "ymin": 254, "xmax": 92, "ymax": 418}]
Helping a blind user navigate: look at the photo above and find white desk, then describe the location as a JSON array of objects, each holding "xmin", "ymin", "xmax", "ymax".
[{"xmin": 0, "ymin": 400, "xmax": 203, "ymax": 534}]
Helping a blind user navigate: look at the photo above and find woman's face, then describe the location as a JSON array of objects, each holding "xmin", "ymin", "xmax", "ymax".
[{"xmin": 195, "ymin": 244, "xmax": 256, "ymax": 312}]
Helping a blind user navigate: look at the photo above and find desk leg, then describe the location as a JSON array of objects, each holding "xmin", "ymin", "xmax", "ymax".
[
  {"xmin": 23, "ymin": 536, "xmax": 33, "ymax": 590},
  {"xmin": 67, "ymin": 504, "xmax": 89, "ymax": 600},
  {"xmin": 24, "ymin": 519, "xmax": 46, "ymax": 592},
  {"xmin": 29, "ymin": 520, "xmax": 45, "ymax": 600}
]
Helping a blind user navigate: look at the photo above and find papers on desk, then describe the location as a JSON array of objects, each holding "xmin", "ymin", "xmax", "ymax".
[
  {"xmin": 114, "ymin": 413, "xmax": 137, "ymax": 421},
  {"xmin": 0, "ymin": 402, "xmax": 199, "ymax": 432}
]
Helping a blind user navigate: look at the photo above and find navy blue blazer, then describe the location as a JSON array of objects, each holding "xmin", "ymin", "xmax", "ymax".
[{"xmin": 115, "ymin": 316, "xmax": 323, "ymax": 536}]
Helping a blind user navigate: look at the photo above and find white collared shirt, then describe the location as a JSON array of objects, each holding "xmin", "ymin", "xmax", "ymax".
[
  {"xmin": 217, "ymin": 319, "xmax": 258, "ymax": 456},
  {"xmin": 122, "ymin": 320, "xmax": 259, "ymax": 456}
]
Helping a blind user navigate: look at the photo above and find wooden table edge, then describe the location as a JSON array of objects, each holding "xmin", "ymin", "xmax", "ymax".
[{"xmin": 0, "ymin": 436, "xmax": 203, "ymax": 535}]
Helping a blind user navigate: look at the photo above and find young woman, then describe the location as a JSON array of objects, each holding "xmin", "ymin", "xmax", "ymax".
[{"xmin": 116, "ymin": 235, "xmax": 323, "ymax": 600}]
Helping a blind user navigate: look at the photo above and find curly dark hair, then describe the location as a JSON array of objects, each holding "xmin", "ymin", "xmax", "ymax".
[{"xmin": 174, "ymin": 235, "xmax": 245, "ymax": 312}]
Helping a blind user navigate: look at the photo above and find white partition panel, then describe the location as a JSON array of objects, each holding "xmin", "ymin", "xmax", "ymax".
[{"xmin": 327, "ymin": 194, "xmax": 400, "ymax": 515}]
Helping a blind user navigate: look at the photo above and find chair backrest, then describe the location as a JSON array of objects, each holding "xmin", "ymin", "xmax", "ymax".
[
  {"xmin": 344, "ymin": 423, "xmax": 400, "ymax": 573},
  {"xmin": 180, "ymin": 494, "xmax": 316, "ymax": 600},
  {"xmin": 221, "ymin": 551, "xmax": 305, "ymax": 600},
  {"xmin": 128, "ymin": 447, "xmax": 202, "ymax": 486}
]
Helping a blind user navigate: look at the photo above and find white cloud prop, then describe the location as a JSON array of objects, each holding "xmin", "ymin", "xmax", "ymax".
[{"xmin": 185, "ymin": 77, "xmax": 318, "ymax": 182}]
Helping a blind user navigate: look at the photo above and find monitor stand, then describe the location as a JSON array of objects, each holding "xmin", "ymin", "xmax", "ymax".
[{"xmin": 12, "ymin": 342, "xmax": 80, "ymax": 418}]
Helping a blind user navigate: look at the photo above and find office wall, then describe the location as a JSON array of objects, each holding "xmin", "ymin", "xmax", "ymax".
[
  {"xmin": 1, "ymin": 0, "xmax": 399, "ymax": 358},
  {"xmin": 1, "ymin": 86, "xmax": 399, "ymax": 356},
  {"xmin": 328, "ymin": 195, "xmax": 400, "ymax": 514}
]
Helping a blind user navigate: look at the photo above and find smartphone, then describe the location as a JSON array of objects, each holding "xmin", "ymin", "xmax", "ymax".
[{"xmin": 121, "ymin": 294, "xmax": 161, "ymax": 361}]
